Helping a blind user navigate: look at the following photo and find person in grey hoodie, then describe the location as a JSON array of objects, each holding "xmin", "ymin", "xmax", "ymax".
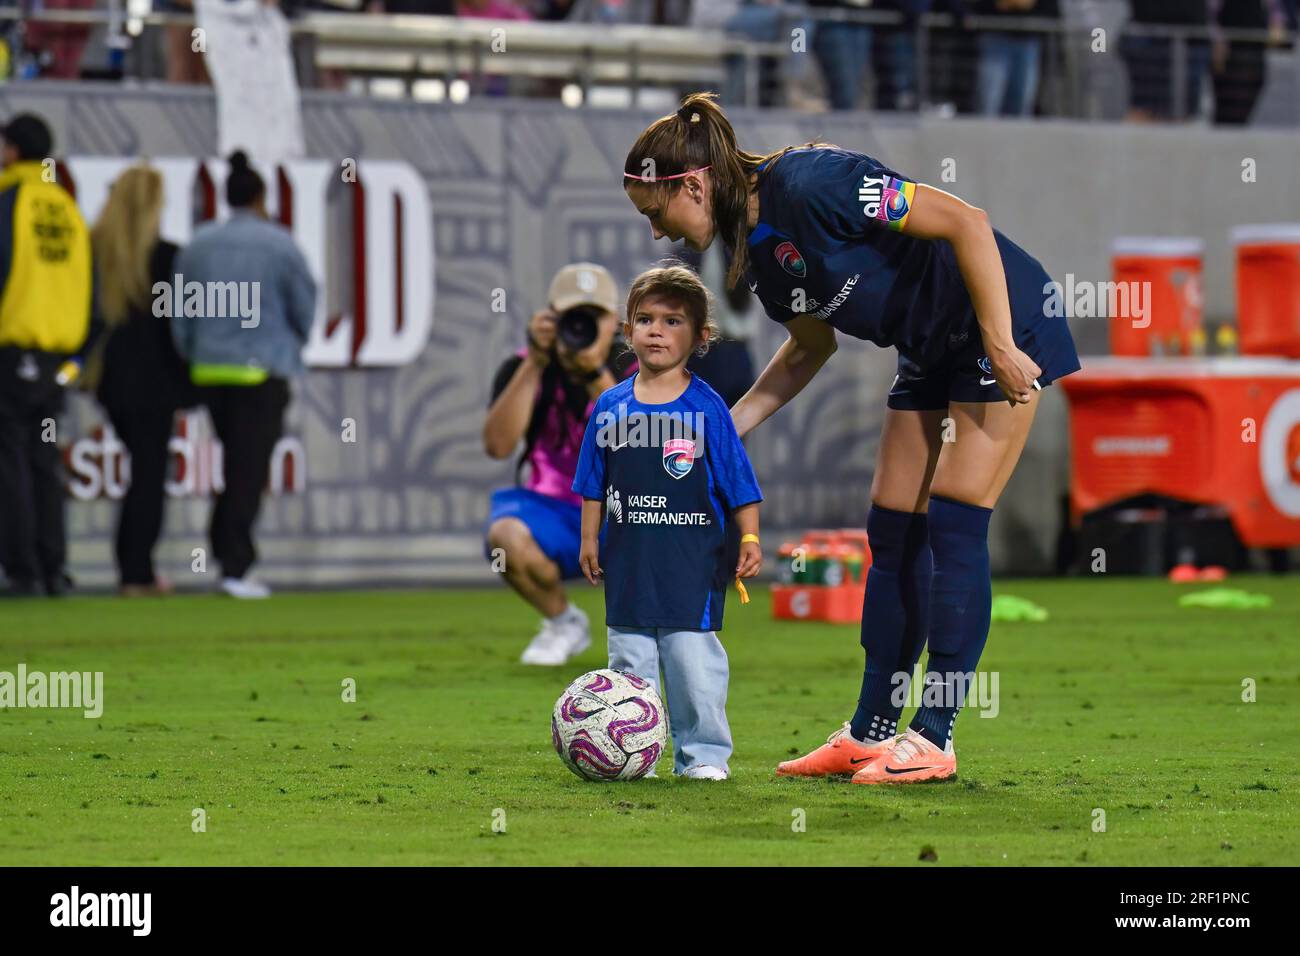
[{"xmin": 171, "ymin": 150, "xmax": 316, "ymax": 599}]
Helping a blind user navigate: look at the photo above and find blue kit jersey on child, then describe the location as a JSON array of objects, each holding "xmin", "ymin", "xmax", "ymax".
[
  {"xmin": 743, "ymin": 146, "xmax": 1080, "ymax": 405},
  {"xmin": 572, "ymin": 374, "xmax": 762, "ymax": 633}
]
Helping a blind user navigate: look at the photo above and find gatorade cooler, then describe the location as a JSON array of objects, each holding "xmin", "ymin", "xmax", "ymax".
[
  {"xmin": 1110, "ymin": 237, "xmax": 1204, "ymax": 356},
  {"xmin": 1233, "ymin": 224, "xmax": 1300, "ymax": 358}
]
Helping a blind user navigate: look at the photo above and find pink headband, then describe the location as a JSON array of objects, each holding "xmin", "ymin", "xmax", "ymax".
[{"xmin": 623, "ymin": 165, "xmax": 711, "ymax": 183}]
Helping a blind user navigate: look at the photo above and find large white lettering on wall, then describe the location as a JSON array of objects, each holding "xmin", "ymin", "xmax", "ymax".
[{"xmin": 63, "ymin": 157, "xmax": 435, "ymax": 367}]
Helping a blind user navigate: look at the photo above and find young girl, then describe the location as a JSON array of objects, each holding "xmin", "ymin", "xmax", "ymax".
[
  {"xmin": 572, "ymin": 264, "xmax": 763, "ymax": 781},
  {"xmin": 622, "ymin": 93, "xmax": 1081, "ymax": 784}
]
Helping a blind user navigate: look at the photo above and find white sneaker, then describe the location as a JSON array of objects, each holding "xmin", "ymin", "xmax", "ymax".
[
  {"xmin": 221, "ymin": 577, "xmax": 271, "ymax": 600},
  {"xmin": 682, "ymin": 765, "xmax": 729, "ymax": 781},
  {"xmin": 520, "ymin": 620, "xmax": 568, "ymax": 666}
]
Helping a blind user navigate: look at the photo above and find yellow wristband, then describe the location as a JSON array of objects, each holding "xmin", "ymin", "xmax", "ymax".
[{"xmin": 740, "ymin": 534, "xmax": 760, "ymax": 545}]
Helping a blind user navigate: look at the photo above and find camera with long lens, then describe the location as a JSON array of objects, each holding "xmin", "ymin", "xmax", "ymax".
[{"xmin": 555, "ymin": 304, "xmax": 603, "ymax": 352}]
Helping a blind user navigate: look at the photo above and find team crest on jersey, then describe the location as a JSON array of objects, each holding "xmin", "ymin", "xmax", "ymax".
[
  {"xmin": 774, "ymin": 241, "xmax": 806, "ymax": 277},
  {"xmin": 662, "ymin": 438, "xmax": 696, "ymax": 479},
  {"xmin": 978, "ymin": 356, "xmax": 993, "ymax": 375}
]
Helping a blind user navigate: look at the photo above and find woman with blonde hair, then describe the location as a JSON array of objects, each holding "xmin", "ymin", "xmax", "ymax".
[{"xmin": 90, "ymin": 164, "xmax": 197, "ymax": 596}]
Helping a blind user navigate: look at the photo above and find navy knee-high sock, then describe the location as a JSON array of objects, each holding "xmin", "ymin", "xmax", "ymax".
[
  {"xmin": 849, "ymin": 504, "xmax": 932, "ymax": 742},
  {"xmin": 910, "ymin": 495, "xmax": 993, "ymax": 750}
]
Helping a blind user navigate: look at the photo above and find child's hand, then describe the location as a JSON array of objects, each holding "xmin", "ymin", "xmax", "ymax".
[
  {"xmin": 736, "ymin": 540, "xmax": 762, "ymax": 579},
  {"xmin": 579, "ymin": 539, "xmax": 603, "ymax": 586}
]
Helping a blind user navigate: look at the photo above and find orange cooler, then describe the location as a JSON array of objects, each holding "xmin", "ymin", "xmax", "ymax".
[
  {"xmin": 1110, "ymin": 237, "xmax": 1204, "ymax": 356},
  {"xmin": 1233, "ymin": 224, "xmax": 1300, "ymax": 358}
]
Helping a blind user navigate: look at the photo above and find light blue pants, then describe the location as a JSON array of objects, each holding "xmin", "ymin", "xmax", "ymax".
[{"xmin": 608, "ymin": 627, "xmax": 732, "ymax": 776}]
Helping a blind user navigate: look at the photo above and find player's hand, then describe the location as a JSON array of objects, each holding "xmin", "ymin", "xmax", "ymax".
[
  {"xmin": 736, "ymin": 540, "xmax": 762, "ymax": 579},
  {"xmin": 988, "ymin": 343, "xmax": 1041, "ymax": 406},
  {"xmin": 579, "ymin": 540, "xmax": 603, "ymax": 586},
  {"xmin": 527, "ymin": 309, "xmax": 558, "ymax": 366}
]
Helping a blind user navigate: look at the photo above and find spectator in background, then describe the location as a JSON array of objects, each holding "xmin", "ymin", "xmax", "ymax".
[
  {"xmin": 692, "ymin": 0, "xmax": 792, "ymax": 109},
  {"xmin": 545, "ymin": 0, "xmax": 689, "ymax": 23},
  {"xmin": 456, "ymin": 0, "xmax": 531, "ymax": 19},
  {"xmin": 482, "ymin": 264, "xmax": 633, "ymax": 666},
  {"xmin": 975, "ymin": 0, "xmax": 1058, "ymax": 117},
  {"xmin": 160, "ymin": 1, "xmax": 210, "ymax": 85},
  {"xmin": 170, "ymin": 151, "xmax": 316, "ymax": 600},
  {"xmin": 873, "ymin": 0, "xmax": 923, "ymax": 111},
  {"xmin": 21, "ymin": 0, "xmax": 95, "ymax": 78},
  {"xmin": 88, "ymin": 166, "xmax": 199, "ymax": 597},
  {"xmin": 1121, "ymin": 0, "xmax": 1211, "ymax": 122},
  {"xmin": 373, "ymin": 1, "xmax": 455, "ymax": 11},
  {"xmin": 809, "ymin": 0, "xmax": 876, "ymax": 111},
  {"xmin": 1210, "ymin": 0, "xmax": 1288, "ymax": 125},
  {"xmin": 0, "ymin": 114, "xmax": 92, "ymax": 598}
]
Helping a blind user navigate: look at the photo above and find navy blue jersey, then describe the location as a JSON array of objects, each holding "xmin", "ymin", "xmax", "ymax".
[
  {"xmin": 572, "ymin": 373, "xmax": 762, "ymax": 632},
  {"xmin": 743, "ymin": 147, "xmax": 1061, "ymax": 373}
]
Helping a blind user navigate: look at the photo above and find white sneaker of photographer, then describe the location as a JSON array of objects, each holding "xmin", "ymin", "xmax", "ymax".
[
  {"xmin": 221, "ymin": 577, "xmax": 271, "ymax": 600},
  {"xmin": 520, "ymin": 606, "xmax": 590, "ymax": 666}
]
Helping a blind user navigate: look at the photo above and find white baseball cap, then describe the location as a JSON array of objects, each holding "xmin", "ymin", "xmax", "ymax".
[{"xmin": 548, "ymin": 262, "xmax": 619, "ymax": 314}]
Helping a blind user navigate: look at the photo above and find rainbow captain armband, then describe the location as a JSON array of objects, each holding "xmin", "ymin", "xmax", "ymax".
[{"xmin": 858, "ymin": 174, "xmax": 916, "ymax": 231}]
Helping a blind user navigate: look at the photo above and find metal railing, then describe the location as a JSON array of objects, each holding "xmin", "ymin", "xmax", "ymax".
[{"xmin": 1, "ymin": 2, "xmax": 1294, "ymax": 123}]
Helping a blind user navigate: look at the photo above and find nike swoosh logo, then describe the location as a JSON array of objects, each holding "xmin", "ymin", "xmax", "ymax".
[
  {"xmin": 849, "ymin": 755, "xmax": 877, "ymax": 765},
  {"xmin": 979, "ymin": 377, "xmax": 997, "ymax": 386},
  {"xmin": 748, "ymin": 280, "xmax": 758, "ymax": 292},
  {"xmin": 885, "ymin": 764, "xmax": 939, "ymax": 775},
  {"xmin": 610, "ymin": 442, "xmax": 629, "ymax": 451}
]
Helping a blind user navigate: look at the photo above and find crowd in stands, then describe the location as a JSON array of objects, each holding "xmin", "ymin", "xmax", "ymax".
[{"xmin": 3, "ymin": 1, "xmax": 1298, "ymax": 123}]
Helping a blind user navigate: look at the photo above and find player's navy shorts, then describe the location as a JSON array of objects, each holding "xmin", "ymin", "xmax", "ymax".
[
  {"xmin": 484, "ymin": 487, "xmax": 588, "ymax": 580},
  {"xmin": 887, "ymin": 313, "xmax": 1081, "ymax": 412}
]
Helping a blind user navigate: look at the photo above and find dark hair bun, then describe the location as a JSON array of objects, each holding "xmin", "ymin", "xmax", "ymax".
[{"xmin": 225, "ymin": 149, "xmax": 265, "ymax": 209}]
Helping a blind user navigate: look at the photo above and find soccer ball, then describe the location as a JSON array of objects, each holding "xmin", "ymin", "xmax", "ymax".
[{"xmin": 551, "ymin": 669, "xmax": 667, "ymax": 781}]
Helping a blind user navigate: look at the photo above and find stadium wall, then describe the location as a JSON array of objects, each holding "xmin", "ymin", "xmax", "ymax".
[{"xmin": 3, "ymin": 83, "xmax": 1298, "ymax": 586}]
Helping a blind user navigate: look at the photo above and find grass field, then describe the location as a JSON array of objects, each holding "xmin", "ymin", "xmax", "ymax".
[{"xmin": 1, "ymin": 577, "xmax": 1297, "ymax": 866}]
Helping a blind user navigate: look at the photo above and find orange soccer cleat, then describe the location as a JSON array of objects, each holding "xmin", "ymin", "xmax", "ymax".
[
  {"xmin": 775, "ymin": 722, "xmax": 895, "ymax": 777},
  {"xmin": 850, "ymin": 728, "xmax": 956, "ymax": 785}
]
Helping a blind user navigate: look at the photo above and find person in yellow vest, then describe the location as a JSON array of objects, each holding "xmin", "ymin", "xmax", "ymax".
[{"xmin": 0, "ymin": 113, "xmax": 93, "ymax": 598}]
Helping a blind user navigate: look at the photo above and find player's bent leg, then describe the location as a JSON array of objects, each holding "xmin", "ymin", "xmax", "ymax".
[
  {"xmin": 902, "ymin": 396, "xmax": 1040, "ymax": 757},
  {"xmin": 927, "ymin": 394, "xmax": 1039, "ymax": 510},
  {"xmin": 848, "ymin": 407, "xmax": 945, "ymax": 741},
  {"xmin": 658, "ymin": 629, "xmax": 732, "ymax": 778}
]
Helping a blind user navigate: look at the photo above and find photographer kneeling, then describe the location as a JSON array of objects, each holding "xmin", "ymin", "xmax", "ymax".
[{"xmin": 483, "ymin": 264, "xmax": 631, "ymax": 666}]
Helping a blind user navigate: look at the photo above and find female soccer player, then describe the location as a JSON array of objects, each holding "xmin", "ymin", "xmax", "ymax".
[{"xmin": 622, "ymin": 92, "xmax": 1080, "ymax": 785}]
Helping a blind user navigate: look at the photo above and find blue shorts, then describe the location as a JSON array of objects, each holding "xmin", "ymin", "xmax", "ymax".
[
  {"xmin": 485, "ymin": 487, "xmax": 587, "ymax": 580},
  {"xmin": 887, "ymin": 314, "xmax": 1081, "ymax": 412}
]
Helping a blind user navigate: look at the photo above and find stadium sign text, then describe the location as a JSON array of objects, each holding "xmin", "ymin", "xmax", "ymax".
[{"xmin": 62, "ymin": 156, "xmax": 434, "ymax": 367}]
